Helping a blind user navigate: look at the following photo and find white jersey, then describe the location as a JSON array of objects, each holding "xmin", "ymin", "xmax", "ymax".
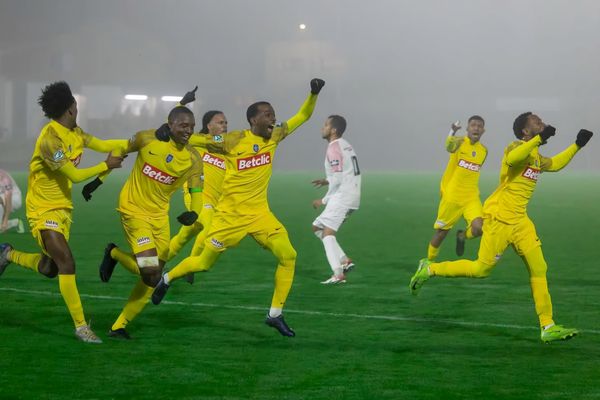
[{"xmin": 322, "ymin": 137, "xmax": 361, "ymax": 209}]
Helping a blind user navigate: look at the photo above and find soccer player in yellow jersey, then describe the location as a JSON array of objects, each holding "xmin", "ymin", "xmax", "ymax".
[
  {"xmin": 427, "ymin": 116, "xmax": 487, "ymax": 262},
  {"xmin": 410, "ymin": 112, "xmax": 594, "ymax": 343},
  {"xmin": 0, "ymin": 81, "xmax": 126, "ymax": 343},
  {"xmin": 168, "ymin": 110, "xmax": 229, "ymax": 286},
  {"xmin": 152, "ymin": 78, "xmax": 326, "ymax": 337},
  {"xmin": 97, "ymin": 106, "xmax": 203, "ymax": 339}
]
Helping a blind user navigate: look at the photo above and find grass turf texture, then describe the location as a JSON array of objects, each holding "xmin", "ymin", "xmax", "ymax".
[{"xmin": 1, "ymin": 171, "xmax": 599, "ymax": 399}]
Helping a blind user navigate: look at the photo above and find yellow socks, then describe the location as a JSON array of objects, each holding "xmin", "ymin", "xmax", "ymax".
[
  {"xmin": 271, "ymin": 260, "xmax": 295, "ymax": 310},
  {"xmin": 111, "ymin": 280, "xmax": 153, "ymax": 331},
  {"xmin": 190, "ymin": 229, "xmax": 208, "ymax": 257},
  {"xmin": 427, "ymin": 243, "xmax": 440, "ymax": 261},
  {"xmin": 430, "ymin": 259, "xmax": 493, "ymax": 278},
  {"xmin": 168, "ymin": 224, "xmax": 201, "ymax": 261},
  {"xmin": 8, "ymin": 250, "xmax": 41, "ymax": 272},
  {"xmin": 166, "ymin": 249, "xmax": 220, "ymax": 282},
  {"xmin": 110, "ymin": 247, "xmax": 140, "ymax": 275},
  {"xmin": 58, "ymin": 274, "xmax": 86, "ymax": 328},
  {"xmin": 523, "ymin": 247, "xmax": 554, "ymax": 327}
]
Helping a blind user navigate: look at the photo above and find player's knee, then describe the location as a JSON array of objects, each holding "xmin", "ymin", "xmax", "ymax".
[
  {"xmin": 141, "ymin": 271, "xmax": 162, "ymax": 287},
  {"xmin": 278, "ymin": 245, "xmax": 297, "ymax": 267},
  {"xmin": 38, "ymin": 257, "xmax": 59, "ymax": 278},
  {"xmin": 472, "ymin": 261, "xmax": 494, "ymax": 278}
]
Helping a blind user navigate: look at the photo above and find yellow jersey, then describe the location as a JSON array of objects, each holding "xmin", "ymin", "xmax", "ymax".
[
  {"xmin": 188, "ymin": 92, "xmax": 318, "ymax": 215},
  {"xmin": 117, "ymin": 130, "xmax": 203, "ymax": 218},
  {"xmin": 26, "ymin": 120, "xmax": 102, "ymax": 214},
  {"xmin": 483, "ymin": 137, "xmax": 579, "ymax": 224},
  {"xmin": 183, "ymin": 136, "xmax": 227, "ymax": 207},
  {"xmin": 440, "ymin": 136, "xmax": 487, "ymax": 203}
]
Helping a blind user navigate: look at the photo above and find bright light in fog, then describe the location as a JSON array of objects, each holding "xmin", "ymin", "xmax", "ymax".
[
  {"xmin": 299, "ymin": 23, "xmax": 306, "ymax": 30},
  {"xmin": 124, "ymin": 94, "xmax": 148, "ymax": 100},
  {"xmin": 161, "ymin": 96, "xmax": 183, "ymax": 102}
]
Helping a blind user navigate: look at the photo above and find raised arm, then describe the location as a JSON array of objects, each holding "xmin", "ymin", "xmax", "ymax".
[
  {"xmin": 284, "ymin": 78, "xmax": 325, "ymax": 136},
  {"xmin": 542, "ymin": 129, "xmax": 593, "ymax": 172}
]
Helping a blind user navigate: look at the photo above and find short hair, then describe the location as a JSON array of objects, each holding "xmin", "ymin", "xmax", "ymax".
[
  {"xmin": 513, "ymin": 112, "xmax": 532, "ymax": 139},
  {"xmin": 200, "ymin": 110, "xmax": 224, "ymax": 133},
  {"xmin": 468, "ymin": 115, "xmax": 485, "ymax": 125},
  {"xmin": 38, "ymin": 81, "xmax": 75, "ymax": 119},
  {"xmin": 246, "ymin": 101, "xmax": 271, "ymax": 124},
  {"xmin": 328, "ymin": 115, "xmax": 347, "ymax": 136},
  {"xmin": 168, "ymin": 106, "xmax": 194, "ymax": 123}
]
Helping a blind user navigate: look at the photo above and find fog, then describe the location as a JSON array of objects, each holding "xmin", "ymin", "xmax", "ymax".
[{"xmin": 1, "ymin": 0, "xmax": 599, "ymax": 171}]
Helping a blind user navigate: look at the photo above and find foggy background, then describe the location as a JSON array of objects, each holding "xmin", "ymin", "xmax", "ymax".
[{"xmin": 1, "ymin": 0, "xmax": 599, "ymax": 172}]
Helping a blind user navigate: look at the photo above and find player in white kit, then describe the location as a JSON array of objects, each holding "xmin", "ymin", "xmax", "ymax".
[
  {"xmin": 0, "ymin": 169, "xmax": 24, "ymax": 234},
  {"xmin": 311, "ymin": 115, "xmax": 361, "ymax": 284}
]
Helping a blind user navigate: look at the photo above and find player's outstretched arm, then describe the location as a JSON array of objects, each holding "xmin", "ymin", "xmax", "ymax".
[
  {"xmin": 285, "ymin": 78, "xmax": 325, "ymax": 135},
  {"xmin": 312, "ymin": 178, "xmax": 329, "ymax": 188},
  {"xmin": 60, "ymin": 153, "xmax": 125, "ymax": 184},
  {"xmin": 85, "ymin": 137, "xmax": 130, "ymax": 154},
  {"xmin": 505, "ymin": 125, "xmax": 555, "ymax": 166},
  {"xmin": 543, "ymin": 129, "xmax": 593, "ymax": 172}
]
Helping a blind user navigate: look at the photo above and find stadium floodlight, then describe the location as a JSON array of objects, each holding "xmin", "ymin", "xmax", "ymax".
[
  {"xmin": 161, "ymin": 96, "xmax": 183, "ymax": 102},
  {"xmin": 299, "ymin": 23, "xmax": 306, "ymax": 30},
  {"xmin": 124, "ymin": 94, "xmax": 148, "ymax": 100}
]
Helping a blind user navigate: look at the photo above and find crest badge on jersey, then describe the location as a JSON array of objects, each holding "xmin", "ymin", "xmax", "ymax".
[
  {"xmin": 253, "ymin": 144, "xmax": 259, "ymax": 153},
  {"xmin": 213, "ymin": 135, "xmax": 224, "ymax": 143},
  {"xmin": 53, "ymin": 149, "xmax": 65, "ymax": 162},
  {"xmin": 166, "ymin": 154, "xmax": 173, "ymax": 163}
]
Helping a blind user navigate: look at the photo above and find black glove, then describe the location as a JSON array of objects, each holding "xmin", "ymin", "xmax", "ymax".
[
  {"xmin": 539, "ymin": 125, "xmax": 556, "ymax": 144},
  {"xmin": 82, "ymin": 177, "xmax": 103, "ymax": 201},
  {"xmin": 575, "ymin": 129, "xmax": 593, "ymax": 148},
  {"xmin": 180, "ymin": 85, "xmax": 198, "ymax": 106},
  {"xmin": 155, "ymin": 123, "xmax": 171, "ymax": 142},
  {"xmin": 177, "ymin": 211, "xmax": 198, "ymax": 226},
  {"xmin": 310, "ymin": 78, "xmax": 325, "ymax": 95}
]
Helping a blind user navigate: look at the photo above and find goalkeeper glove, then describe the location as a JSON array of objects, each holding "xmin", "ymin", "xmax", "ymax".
[
  {"xmin": 310, "ymin": 78, "xmax": 325, "ymax": 95},
  {"xmin": 155, "ymin": 123, "xmax": 171, "ymax": 142},
  {"xmin": 180, "ymin": 86, "xmax": 198, "ymax": 106},
  {"xmin": 82, "ymin": 177, "xmax": 103, "ymax": 201},
  {"xmin": 177, "ymin": 211, "xmax": 198, "ymax": 226},
  {"xmin": 539, "ymin": 125, "xmax": 556, "ymax": 144},
  {"xmin": 575, "ymin": 129, "xmax": 593, "ymax": 148}
]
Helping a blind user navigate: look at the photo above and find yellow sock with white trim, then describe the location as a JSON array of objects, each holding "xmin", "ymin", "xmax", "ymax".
[
  {"xmin": 8, "ymin": 250, "xmax": 41, "ymax": 272},
  {"xmin": 58, "ymin": 274, "xmax": 86, "ymax": 328},
  {"xmin": 112, "ymin": 280, "xmax": 153, "ymax": 331},
  {"xmin": 110, "ymin": 247, "xmax": 140, "ymax": 275}
]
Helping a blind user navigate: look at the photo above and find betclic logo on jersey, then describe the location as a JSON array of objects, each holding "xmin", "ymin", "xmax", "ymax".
[
  {"xmin": 141, "ymin": 162, "xmax": 177, "ymax": 185},
  {"xmin": 237, "ymin": 153, "xmax": 271, "ymax": 171},
  {"xmin": 202, "ymin": 153, "xmax": 226, "ymax": 170},
  {"xmin": 457, "ymin": 159, "xmax": 481, "ymax": 172},
  {"xmin": 522, "ymin": 166, "xmax": 541, "ymax": 181}
]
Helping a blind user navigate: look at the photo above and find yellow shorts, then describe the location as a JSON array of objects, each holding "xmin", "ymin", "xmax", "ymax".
[
  {"xmin": 120, "ymin": 213, "xmax": 170, "ymax": 261},
  {"xmin": 205, "ymin": 210, "xmax": 288, "ymax": 252},
  {"xmin": 478, "ymin": 215, "xmax": 541, "ymax": 266},
  {"xmin": 27, "ymin": 209, "xmax": 72, "ymax": 255},
  {"xmin": 433, "ymin": 198, "xmax": 482, "ymax": 230}
]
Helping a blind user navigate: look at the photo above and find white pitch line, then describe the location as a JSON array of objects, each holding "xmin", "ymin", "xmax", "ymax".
[{"xmin": 2, "ymin": 286, "xmax": 599, "ymax": 335}]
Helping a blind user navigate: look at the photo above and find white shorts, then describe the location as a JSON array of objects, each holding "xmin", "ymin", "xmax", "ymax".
[
  {"xmin": 0, "ymin": 188, "xmax": 22, "ymax": 221},
  {"xmin": 313, "ymin": 202, "xmax": 356, "ymax": 232}
]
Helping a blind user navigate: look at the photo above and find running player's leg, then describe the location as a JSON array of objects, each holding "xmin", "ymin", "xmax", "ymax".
[
  {"xmin": 189, "ymin": 206, "xmax": 215, "ymax": 257},
  {"xmin": 411, "ymin": 217, "xmax": 506, "ymax": 295},
  {"xmin": 40, "ymin": 229, "xmax": 101, "ymax": 342},
  {"xmin": 514, "ymin": 217, "xmax": 577, "ymax": 341},
  {"xmin": 110, "ymin": 216, "xmax": 169, "ymax": 337},
  {"xmin": 251, "ymin": 213, "xmax": 296, "ymax": 336},
  {"xmin": 456, "ymin": 200, "xmax": 484, "ymax": 256},
  {"xmin": 167, "ymin": 221, "xmax": 203, "ymax": 261},
  {"xmin": 428, "ymin": 199, "xmax": 462, "ymax": 261}
]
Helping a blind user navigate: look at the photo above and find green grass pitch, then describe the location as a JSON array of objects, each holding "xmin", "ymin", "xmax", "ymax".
[{"xmin": 1, "ymin": 171, "xmax": 599, "ymax": 399}]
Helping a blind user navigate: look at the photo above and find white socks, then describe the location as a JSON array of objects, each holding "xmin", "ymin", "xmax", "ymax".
[
  {"xmin": 322, "ymin": 235, "xmax": 344, "ymax": 276},
  {"xmin": 269, "ymin": 307, "xmax": 282, "ymax": 318}
]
